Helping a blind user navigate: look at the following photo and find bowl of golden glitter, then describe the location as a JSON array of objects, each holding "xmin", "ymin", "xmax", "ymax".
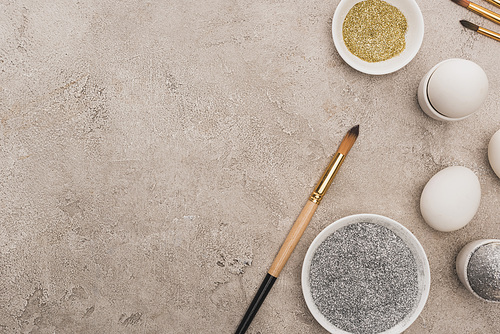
[{"xmin": 332, "ymin": 0, "xmax": 424, "ymax": 75}]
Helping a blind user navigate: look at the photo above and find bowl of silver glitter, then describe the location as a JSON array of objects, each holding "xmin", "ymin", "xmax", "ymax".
[{"xmin": 301, "ymin": 214, "xmax": 430, "ymax": 334}]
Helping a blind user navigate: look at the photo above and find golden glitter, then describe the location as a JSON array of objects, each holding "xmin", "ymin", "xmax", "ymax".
[{"xmin": 342, "ymin": 0, "xmax": 407, "ymax": 63}]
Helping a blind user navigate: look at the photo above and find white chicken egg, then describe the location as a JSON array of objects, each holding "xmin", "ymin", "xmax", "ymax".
[
  {"xmin": 427, "ymin": 59, "xmax": 488, "ymax": 119},
  {"xmin": 488, "ymin": 129, "xmax": 500, "ymax": 179},
  {"xmin": 420, "ymin": 166, "xmax": 481, "ymax": 232}
]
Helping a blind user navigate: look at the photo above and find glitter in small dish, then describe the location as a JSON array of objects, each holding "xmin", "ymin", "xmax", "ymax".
[
  {"xmin": 332, "ymin": 0, "xmax": 424, "ymax": 75},
  {"xmin": 302, "ymin": 214, "xmax": 430, "ymax": 334}
]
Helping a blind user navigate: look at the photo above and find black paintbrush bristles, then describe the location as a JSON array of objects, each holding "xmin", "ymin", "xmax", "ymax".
[
  {"xmin": 461, "ymin": 20, "xmax": 479, "ymax": 31},
  {"xmin": 338, "ymin": 125, "xmax": 360, "ymax": 156}
]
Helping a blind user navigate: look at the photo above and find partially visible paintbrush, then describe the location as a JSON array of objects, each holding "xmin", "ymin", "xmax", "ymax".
[
  {"xmin": 461, "ymin": 19, "xmax": 500, "ymax": 41},
  {"xmin": 234, "ymin": 125, "xmax": 359, "ymax": 334},
  {"xmin": 452, "ymin": 0, "xmax": 500, "ymax": 25},
  {"xmin": 484, "ymin": 0, "xmax": 500, "ymax": 9}
]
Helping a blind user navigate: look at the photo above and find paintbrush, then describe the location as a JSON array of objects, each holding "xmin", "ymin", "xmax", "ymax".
[
  {"xmin": 484, "ymin": 0, "xmax": 500, "ymax": 9},
  {"xmin": 452, "ymin": 0, "xmax": 500, "ymax": 25},
  {"xmin": 461, "ymin": 19, "xmax": 500, "ymax": 41},
  {"xmin": 235, "ymin": 125, "xmax": 359, "ymax": 334}
]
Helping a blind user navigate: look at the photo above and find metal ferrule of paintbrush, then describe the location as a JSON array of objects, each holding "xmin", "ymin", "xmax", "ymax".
[
  {"xmin": 484, "ymin": 0, "xmax": 500, "ymax": 9},
  {"xmin": 467, "ymin": 1, "xmax": 500, "ymax": 24},
  {"xmin": 477, "ymin": 25, "xmax": 500, "ymax": 40},
  {"xmin": 453, "ymin": 0, "xmax": 500, "ymax": 24},
  {"xmin": 309, "ymin": 153, "xmax": 345, "ymax": 205}
]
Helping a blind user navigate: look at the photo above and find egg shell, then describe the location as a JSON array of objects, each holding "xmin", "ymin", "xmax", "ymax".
[
  {"xmin": 427, "ymin": 59, "xmax": 488, "ymax": 119},
  {"xmin": 420, "ymin": 166, "xmax": 481, "ymax": 232},
  {"xmin": 488, "ymin": 129, "xmax": 500, "ymax": 179},
  {"xmin": 456, "ymin": 239, "xmax": 500, "ymax": 303}
]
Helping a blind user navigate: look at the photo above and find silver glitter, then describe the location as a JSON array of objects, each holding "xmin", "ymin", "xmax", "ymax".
[
  {"xmin": 309, "ymin": 222, "xmax": 419, "ymax": 334},
  {"xmin": 467, "ymin": 242, "xmax": 500, "ymax": 302}
]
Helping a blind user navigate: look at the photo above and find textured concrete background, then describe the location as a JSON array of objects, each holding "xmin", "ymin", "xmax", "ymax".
[{"xmin": 0, "ymin": 0, "xmax": 499, "ymax": 333}]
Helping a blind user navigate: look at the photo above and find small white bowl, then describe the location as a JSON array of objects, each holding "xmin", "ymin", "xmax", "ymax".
[
  {"xmin": 332, "ymin": 0, "xmax": 424, "ymax": 75},
  {"xmin": 302, "ymin": 214, "xmax": 430, "ymax": 334},
  {"xmin": 456, "ymin": 239, "xmax": 500, "ymax": 303}
]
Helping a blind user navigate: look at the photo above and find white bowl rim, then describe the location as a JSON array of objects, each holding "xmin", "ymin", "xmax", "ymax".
[
  {"xmin": 332, "ymin": 0, "xmax": 424, "ymax": 75},
  {"xmin": 301, "ymin": 213, "xmax": 431, "ymax": 334}
]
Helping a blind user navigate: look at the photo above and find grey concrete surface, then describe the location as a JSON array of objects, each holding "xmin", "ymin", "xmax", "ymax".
[{"xmin": 1, "ymin": 1, "xmax": 499, "ymax": 333}]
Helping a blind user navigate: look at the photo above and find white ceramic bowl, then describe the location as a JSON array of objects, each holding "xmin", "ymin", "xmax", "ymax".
[
  {"xmin": 302, "ymin": 214, "xmax": 430, "ymax": 334},
  {"xmin": 332, "ymin": 0, "xmax": 424, "ymax": 75},
  {"xmin": 456, "ymin": 239, "xmax": 500, "ymax": 303}
]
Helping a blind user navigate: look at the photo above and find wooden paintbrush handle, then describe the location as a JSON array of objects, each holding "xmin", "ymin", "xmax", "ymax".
[{"xmin": 268, "ymin": 200, "xmax": 318, "ymax": 277}]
